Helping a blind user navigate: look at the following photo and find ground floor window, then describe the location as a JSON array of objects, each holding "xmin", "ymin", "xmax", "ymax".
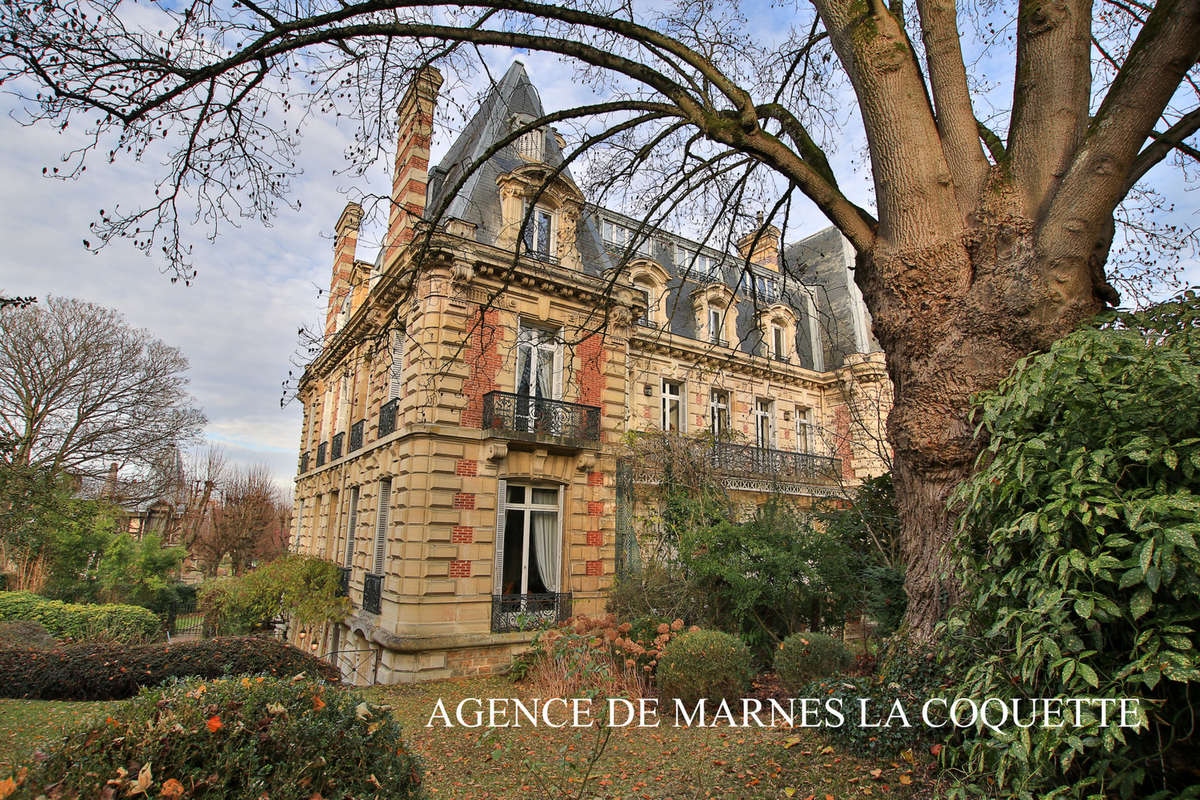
[{"xmin": 499, "ymin": 483, "xmax": 561, "ymax": 596}]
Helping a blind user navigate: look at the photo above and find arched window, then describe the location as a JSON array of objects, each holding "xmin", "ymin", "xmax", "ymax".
[{"xmin": 629, "ymin": 260, "xmax": 671, "ymax": 328}]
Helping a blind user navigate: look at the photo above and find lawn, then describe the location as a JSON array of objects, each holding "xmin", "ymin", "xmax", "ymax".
[{"xmin": 0, "ymin": 678, "xmax": 931, "ymax": 799}]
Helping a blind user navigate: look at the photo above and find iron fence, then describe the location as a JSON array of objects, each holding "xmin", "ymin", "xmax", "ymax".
[
  {"xmin": 490, "ymin": 592, "xmax": 571, "ymax": 633},
  {"xmin": 481, "ymin": 391, "xmax": 600, "ymax": 446},
  {"xmin": 709, "ymin": 441, "xmax": 839, "ymax": 482}
]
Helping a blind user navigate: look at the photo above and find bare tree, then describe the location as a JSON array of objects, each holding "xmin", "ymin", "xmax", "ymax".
[
  {"xmin": 197, "ymin": 463, "xmax": 286, "ymax": 576},
  {"xmin": 2, "ymin": 1, "xmax": 1197, "ymax": 637},
  {"xmin": 0, "ymin": 296, "xmax": 206, "ymax": 502}
]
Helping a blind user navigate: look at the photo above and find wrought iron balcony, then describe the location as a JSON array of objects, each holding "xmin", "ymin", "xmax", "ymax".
[
  {"xmin": 337, "ymin": 566, "xmax": 351, "ymax": 598},
  {"xmin": 316, "ymin": 442, "xmax": 327, "ymax": 468},
  {"xmin": 378, "ymin": 398, "xmax": 398, "ymax": 438},
  {"xmin": 481, "ymin": 391, "xmax": 601, "ymax": 447},
  {"xmin": 330, "ymin": 432, "xmax": 344, "ymax": 461},
  {"xmin": 299, "ymin": 450, "xmax": 310, "ymax": 473},
  {"xmin": 349, "ymin": 420, "xmax": 364, "ymax": 452},
  {"xmin": 709, "ymin": 441, "xmax": 840, "ymax": 483},
  {"xmin": 491, "ymin": 592, "xmax": 572, "ymax": 633},
  {"xmin": 363, "ymin": 572, "xmax": 383, "ymax": 615}
]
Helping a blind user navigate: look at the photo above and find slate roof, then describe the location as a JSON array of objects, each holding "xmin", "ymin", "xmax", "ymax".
[{"xmin": 425, "ymin": 61, "xmax": 878, "ymax": 371}]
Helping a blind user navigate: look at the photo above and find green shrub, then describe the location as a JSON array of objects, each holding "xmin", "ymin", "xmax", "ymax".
[
  {"xmin": 802, "ymin": 675, "xmax": 934, "ymax": 758},
  {"xmin": 7, "ymin": 675, "xmax": 421, "ymax": 800},
  {"xmin": 0, "ymin": 590, "xmax": 160, "ymax": 643},
  {"xmin": 0, "ymin": 620, "xmax": 56, "ymax": 650},
  {"xmin": 775, "ymin": 632, "xmax": 852, "ymax": 690},
  {"xmin": 0, "ymin": 635, "xmax": 340, "ymax": 700},
  {"xmin": 656, "ymin": 629, "xmax": 751, "ymax": 708},
  {"xmin": 199, "ymin": 555, "xmax": 349, "ymax": 635},
  {"xmin": 943, "ymin": 292, "xmax": 1200, "ymax": 799}
]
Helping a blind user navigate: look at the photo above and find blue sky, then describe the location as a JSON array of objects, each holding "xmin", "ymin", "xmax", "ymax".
[{"xmin": 0, "ymin": 7, "xmax": 1194, "ymax": 492}]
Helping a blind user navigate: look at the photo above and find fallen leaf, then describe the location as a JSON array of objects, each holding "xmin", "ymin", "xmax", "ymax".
[
  {"xmin": 930, "ymin": 743, "xmax": 944, "ymax": 757},
  {"xmin": 355, "ymin": 702, "xmax": 371, "ymax": 720},
  {"xmin": 161, "ymin": 778, "xmax": 185, "ymax": 799},
  {"xmin": 206, "ymin": 716, "xmax": 222, "ymax": 733},
  {"xmin": 899, "ymin": 774, "xmax": 913, "ymax": 785},
  {"xmin": 869, "ymin": 768, "xmax": 882, "ymax": 780},
  {"xmin": 0, "ymin": 778, "xmax": 17, "ymax": 800},
  {"xmin": 125, "ymin": 763, "xmax": 152, "ymax": 796},
  {"xmin": 901, "ymin": 749, "xmax": 915, "ymax": 764},
  {"xmin": 783, "ymin": 789, "xmax": 796, "ymax": 798},
  {"xmin": 783, "ymin": 737, "xmax": 802, "ymax": 749}
]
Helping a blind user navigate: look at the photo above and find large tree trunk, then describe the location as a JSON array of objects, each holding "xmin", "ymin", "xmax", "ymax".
[{"xmin": 861, "ymin": 214, "xmax": 1107, "ymax": 640}]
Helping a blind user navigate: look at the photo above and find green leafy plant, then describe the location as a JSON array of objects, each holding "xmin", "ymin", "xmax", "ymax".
[
  {"xmin": 0, "ymin": 590, "xmax": 160, "ymax": 643},
  {"xmin": 6, "ymin": 675, "xmax": 421, "ymax": 799},
  {"xmin": 656, "ymin": 629, "xmax": 751, "ymax": 708},
  {"xmin": 943, "ymin": 290, "xmax": 1200, "ymax": 799},
  {"xmin": 775, "ymin": 632, "xmax": 852, "ymax": 691},
  {"xmin": 198, "ymin": 554, "xmax": 350, "ymax": 635},
  {"xmin": 0, "ymin": 635, "xmax": 340, "ymax": 700}
]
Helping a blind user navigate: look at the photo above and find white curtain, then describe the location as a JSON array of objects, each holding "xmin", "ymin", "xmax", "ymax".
[{"xmin": 531, "ymin": 511, "xmax": 558, "ymax": 593}]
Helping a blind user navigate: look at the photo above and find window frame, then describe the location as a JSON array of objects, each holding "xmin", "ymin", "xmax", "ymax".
[
  {"xmin": 754, "ymin": 398, "xmax": 774, "ymax": 449},
  {"xmin": 661, "ymin": 379, "xmax": 685, "ymax": 433},
  {"xmin": 710, "ymin": 389, "xmax": 730, "ymax": 436},
  {"xmin": 495, "ymin": 482, "xmax": 563, "ymax": 597}
]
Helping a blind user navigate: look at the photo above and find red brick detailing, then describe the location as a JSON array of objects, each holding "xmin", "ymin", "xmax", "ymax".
[
  {"xmin": 834, "ymin": 405, "xmax": 856, "ymax": 483},
  {"xmin": 461, "ymin": 308, "xmax": 501, "ymax": 429},
  {"xmin": 449, "ymin": 560, "xmax": 471, "ymax": 578},
  {"xmin": 452, "ymin": 526, "xmax": 474, "ymax": 543},
  {"xmin": 455, "ymin": 459, "xmax": 478, "ymax": 476},
  {"xmin": 587, "ymin": 471, "xmax": 604, "ymax": 486},
  {"xmin": 385, "ymin": 69, "xmax": 441, "ymax": 266},
  {"xmin": 587, "ymin": 501, "xmax": 604, "ymax": 516},
  {"xmin": 578, "ymin": 333, "xmax": 606, "ymax": 411},
  {"xmin": 585, "ymin": 560, "xmax": 603, "ymax": 576},
  {"xmin": 586, "ymin": 530, "xmax": 602, "ymax": 546},
  {"xmin": 453, "ymin": 492, "xmax": 476, "ymax": 510}
]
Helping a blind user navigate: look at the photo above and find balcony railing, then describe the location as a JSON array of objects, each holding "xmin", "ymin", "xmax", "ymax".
[
  {"xmin": 710, "ymin": 441, "xmax": 840, "ymax": 483},
  {"xmin": 363, "ymin": 573, "xmax": 383, "ymax": 615},
  {"xmin": 349, "ymin": 420, "xmax": 364, "ymax": 453},
  {"xmin": 481, "ymin": 391, "xmax": 601, "ymax": 447},
  {"xmin": 378, "ymin": 398, "xmax": 398, "ymax": 438},
  {"xmin": 337, "ymin": 566, "xmax": 351, "ymax": 598},
  {"xmin": 330, "ymin": 432, "xmax": 344, "ymax": 461},
  {"xmin": 316, "ymin": 442, "xmax": 327, "ymax": 468},
  {"xmin": 299, "ymin": 451, "xmax": 310, "ymax": 473},
  {"xmin": 491, "ymin": 593, "xmax": 572, "ymax": 633}
]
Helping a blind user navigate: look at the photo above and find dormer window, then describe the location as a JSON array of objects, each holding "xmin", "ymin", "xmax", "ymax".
[
  {"xmin": 522, "ymin": 204, "xmax": 555, "ymax": 260},
  {"xmin": 772, "ymin": 324, "xmax": 786, "ymax": 361},
  {"xmin": 603, "ymin": 219, "xmax": 650, "ymax": 255},
  {"xmin": 741, "ymin": 272, "xmax": 777, "ymax": 304},
  {"xmin": 682, "ymin": 249, "xmax": 721, "ymax": 280},
  {"xmin": 708, "ymin": 307, "xmax": 725, "ymax": 345}
]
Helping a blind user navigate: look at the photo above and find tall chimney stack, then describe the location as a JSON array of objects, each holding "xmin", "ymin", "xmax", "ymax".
[
  {"xmin": 326, "ymin": 201, "xmax": 364, "ymax": 337},
  {"xmin": 384, "ymin": 66, "xmax": 444, "ymax": 271}
]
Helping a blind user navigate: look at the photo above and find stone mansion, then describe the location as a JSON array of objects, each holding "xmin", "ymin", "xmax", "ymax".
[{"xmin": 289, "ymin": 62, "xmax": 892, "ymax": 683}]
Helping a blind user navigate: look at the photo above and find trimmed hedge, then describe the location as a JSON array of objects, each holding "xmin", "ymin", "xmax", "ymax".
[
  {"xmin": 7, "ymin": 675, "xmax": 422, "ymax": 800},
  {"xmin": 656, "ymin": 629, "xmax": 752, "ymax": 708},
  {"xmin": 0, "ymin": 635, "xmax": 340, "ymax": 700},
  {"xmin": 0, "ymin": 590, "xmax": 160, "ymax": 643},
  {"xmin": 774, "ymin": 632, "xmax": 852, "ymax": 691}
]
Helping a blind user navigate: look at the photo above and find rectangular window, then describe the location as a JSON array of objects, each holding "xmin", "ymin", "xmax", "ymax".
[
  {"xmin": 772, "ymin": 324, "xmax": 785, "ymax": 360},
  {"xmin": 523, "ymin": 206, "xmax": 554, "ymax": 256},
  {"xmin": 515, "ymin": 323, "xmax": 562, "ymax": 432},
  {"xmin": 292, "ymin": 498, "xmax": 305, "ymax": 552},
  {"xmin": 342, "ymin": 486, "xmax": 360, "ymax": 567},
  {"xmin": 372, "ymin": 479, "xmax": 391, "ymax": 575},
  {"xmin": 710, "ymin": 390, "xmax": 730, "ymax": 436},
  {"xmin": 498, "ymin": 484, "xmax": 561, "ymax": 596},
  {"xmin": 662, "ymin": 379, "xmax": 684, "ymax": 432},
  {"xmin": 755, "ymin": 398, "xmax": 774, "ymax": 449},
  {"xmin": 796, "ymin": 407, "xmax": 813, "ymax": 453},
  {"xmin": 708, "ymin": 308, "xmax": 723, "ymax": 344},
  {"xmin": 388, "ymin": 327, "xmax": 405, "ymax": 401}
]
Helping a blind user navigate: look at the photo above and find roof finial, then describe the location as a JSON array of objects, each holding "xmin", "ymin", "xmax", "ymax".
[{"xmin": 756, "ymin": 210, "xmax": 764, "ymax": 228}]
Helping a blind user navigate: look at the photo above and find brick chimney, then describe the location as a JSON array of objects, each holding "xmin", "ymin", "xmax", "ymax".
[
  {"xmin": 383, "ymin": 66, "xmax": 444, "ymax": 271},
  {"xmin": 326, "ymin": 201, "xmax": 363, "ymax": 337},
  {"xmin": 735, "ymin": 212, "xmax": 781, "ymax": 272}
]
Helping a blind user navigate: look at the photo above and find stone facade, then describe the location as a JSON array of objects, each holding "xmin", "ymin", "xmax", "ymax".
[{"xmin": 289, "ymin": 62, "xmax": 892, "ymax": 684}]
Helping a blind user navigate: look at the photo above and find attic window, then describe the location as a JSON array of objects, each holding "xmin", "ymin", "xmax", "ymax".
[{"xmin": 517, "ymin": 129, "xmax": 544, "ymax": 162}]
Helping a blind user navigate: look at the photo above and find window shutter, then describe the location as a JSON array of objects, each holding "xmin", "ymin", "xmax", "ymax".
[
  {"xmin": 388, "ymin": 329, "xmax": 405, "ymax": 401},
  {"xmin": 493, "ymin": 479, "xmax": 507, "ymax": 595},
  {"xmin": 343, "ymin": 487, "xmax": 359, "ymax": 567},
  {"xmin": 373, "ymin": 479, "xmax": 391, "ymax": 575}
]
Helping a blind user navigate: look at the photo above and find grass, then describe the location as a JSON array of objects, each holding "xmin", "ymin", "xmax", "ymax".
[
  {"xmin": 0, "ymin": 676, "xmax": 932, "ymax": 798},
  {"xmin": 0, "ymin": 698, "xmax": 111, "ymax": 774},
  {"xmin": 364, "ymin": 677, "xmax": 932, "ymax": 799}
]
